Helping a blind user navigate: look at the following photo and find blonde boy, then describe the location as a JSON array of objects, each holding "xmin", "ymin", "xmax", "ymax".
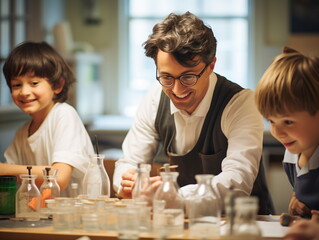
[{"xmin": 255, "ymin": 47, "xmax": 319, "ymax": 218}]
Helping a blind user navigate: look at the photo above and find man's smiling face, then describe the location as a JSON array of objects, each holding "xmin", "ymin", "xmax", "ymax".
[{"xmin": 156, "ymin": 50, "xmax": 214, "ymax": 115}]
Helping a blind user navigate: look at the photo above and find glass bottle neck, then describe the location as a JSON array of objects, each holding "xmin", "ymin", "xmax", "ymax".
[
  {"xmin": 89, "ymin": 154, "xmax": 105, "ymax": 166},
  {"xmin": 195, "ymin": 175, "xmax": 213, "ymax": 185},
  {"xmin": 160, "ymin": 172, "xmax": 179, "ymax": 182},
  {"xmin": 20, "ymin": 174, "xmax": 37, "ymax": 183}
]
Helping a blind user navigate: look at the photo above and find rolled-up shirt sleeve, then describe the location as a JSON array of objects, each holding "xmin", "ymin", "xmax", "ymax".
[{"xmin": 181, "ymin": 89, "xmax": 264, "ymax": 210}]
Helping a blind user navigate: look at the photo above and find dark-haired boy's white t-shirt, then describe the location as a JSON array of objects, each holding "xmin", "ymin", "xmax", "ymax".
[{"xmin": 4, "ymin": 102, "xmax": 95, "ymax": 197}]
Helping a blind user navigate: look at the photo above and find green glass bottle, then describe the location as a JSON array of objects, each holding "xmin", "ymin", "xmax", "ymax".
[{"xmin": 0, "ymin": 175, "xmax": 17, "ymax": 215}]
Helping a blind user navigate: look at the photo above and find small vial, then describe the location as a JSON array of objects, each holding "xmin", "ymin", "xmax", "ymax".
[{"xmin": 71, "ymin": 183, "xmax": 79, "ymax": 198}]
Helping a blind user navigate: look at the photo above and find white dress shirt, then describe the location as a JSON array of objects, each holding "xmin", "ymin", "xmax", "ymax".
[{"xmin": 113, "ymin": 72, "xmax": 264, "ymax": 210}]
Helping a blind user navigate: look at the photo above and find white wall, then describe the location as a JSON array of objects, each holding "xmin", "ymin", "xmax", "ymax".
[{"xmin": 65, "ymin": 0, "xmax": 120, "ymax": 114}]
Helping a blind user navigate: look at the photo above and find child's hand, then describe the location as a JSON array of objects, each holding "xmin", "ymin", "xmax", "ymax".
[
  {"xmin": 312, "ymin": 210, "xmax": 319, "ymax": 221},
  {"xmin": 289, "ymin": 192, "xmax": 311, "ymax": 218},
  {"xmin": 284, "ymin": 215, "xmax": 319, "ymax": 240}
]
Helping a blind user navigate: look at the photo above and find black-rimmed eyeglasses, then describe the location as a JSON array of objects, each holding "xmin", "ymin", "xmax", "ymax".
[{"xmin": 156, "ymin": 65, "xmax": 208, "ymax": 87}]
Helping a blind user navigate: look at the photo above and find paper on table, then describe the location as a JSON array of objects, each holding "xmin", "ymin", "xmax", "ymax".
[
  {"xmin": 220, "ymin": 218, "xmax": 290, "ymax": 238},
  {"xmin": 257, "ymin": 221, "xmax": 290, "ymax": 238}
]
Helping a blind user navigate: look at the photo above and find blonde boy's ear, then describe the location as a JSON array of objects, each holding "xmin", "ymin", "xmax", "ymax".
[{"xmin": 54, "ymin": 78, "xmax": 65, "ymax": 94}]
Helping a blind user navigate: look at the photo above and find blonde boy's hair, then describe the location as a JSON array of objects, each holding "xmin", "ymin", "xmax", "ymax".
[{"xmin": 255, "ymin": 47, "xmax": 319, "ymax": 118}]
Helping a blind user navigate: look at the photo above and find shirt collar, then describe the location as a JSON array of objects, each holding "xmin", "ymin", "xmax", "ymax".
[
  {"xmin": 308, "ymin": 145, "xmax": 319, "ymax": 170},
  {"xmin": 170, "ymin": 72, "xmax": 217, "ymax": 117},
  {"xmin": 283, "ymin": 145, "xmax": 319, "ymax": 177}
]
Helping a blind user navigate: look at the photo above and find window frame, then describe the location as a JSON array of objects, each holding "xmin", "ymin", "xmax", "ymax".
[
  {"xmin": 0, "ymin": 0, "xmax": 42, "ymax": 111},
  {"xmin": 118, "ymin": 0, "xmax": 253, "ymax": 116}
]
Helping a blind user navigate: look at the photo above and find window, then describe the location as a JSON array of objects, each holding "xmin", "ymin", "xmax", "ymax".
[
  {"xmin": 119, "ymin": 0, "xmax": 250, "ymax": 116},
  {"xmin": 0, "ymin": 0, "xmax": 27, "ymax": 109}
]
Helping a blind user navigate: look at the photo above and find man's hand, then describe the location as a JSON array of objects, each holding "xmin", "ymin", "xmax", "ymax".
[
  {"xmin": 118, "ymin": 169, "xmax": 162, "ymax": 199},
  {"xmin": 118, "ymin": 169, "xmax": 136, "ymax": 199},
  {"xmin": 289, "ymin": 192, "xmax": 311, "ymax": 218},
  {"xmin": 149, "ymin": 175, "xmax": 162, "ymax": 193}
]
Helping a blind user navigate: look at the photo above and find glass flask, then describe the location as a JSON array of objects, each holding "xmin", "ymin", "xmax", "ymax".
[
  {"xmin": 233, "ymin": 196, "xmax": 261, "ymax": 240},
  {"xmin": 132, "ymin": 163, "xmax": 153, "ymax": 206},
  {"xmin": 188, "ymin": 174, "xmax": 220, "ymax": 238},
  {"xmin": 16, "ymin": 174, "xmax": 41, "ymax": 221},
  {"xmin": 82, "ymin": 154, "xmax": 111, "ymax": 198},
  {"xmin": 153, "ymin": 171, "xmax": 185, "ymax": 237},
  {"xmin": 39, "ymin": 168, "xmax": 60, "ymax": 218}
]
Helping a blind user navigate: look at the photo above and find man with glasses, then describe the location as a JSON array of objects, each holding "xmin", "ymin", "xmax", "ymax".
[{"xmin": 113, "ymin": 11, "xmax": 274, "ymax": 214}]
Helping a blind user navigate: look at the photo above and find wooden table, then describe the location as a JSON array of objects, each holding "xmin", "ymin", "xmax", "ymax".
[
  {"xmin": 0, "ymin": 216, "xmax": 287, "ymax": 240},
  {"xmin": 0, "ymin": 227, "xmax": 285, "ymax": 240}
]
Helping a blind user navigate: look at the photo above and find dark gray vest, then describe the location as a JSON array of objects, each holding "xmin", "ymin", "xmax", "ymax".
[{"xmin": 154, "ymin": 74, "xmax": 274, "ymax": 215}]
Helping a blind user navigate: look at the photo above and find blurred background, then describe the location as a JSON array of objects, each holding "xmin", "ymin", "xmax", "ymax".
[{"xmin": 0, "ymin": 0, "xmax": 318, "ymax": 214}]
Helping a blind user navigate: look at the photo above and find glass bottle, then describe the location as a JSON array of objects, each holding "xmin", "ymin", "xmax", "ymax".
[
  {"xmin": 39, "ymin": 168, "xmax": 60, "ymax": 218},
  {"xmin": 221, "ymin": 185, "xmax": 236, "ymax": 239},
  {"xmin": 153, "ymin": 171, "xmax": 185, "ymax": 237},
  {"xmin": 188, "ymin": 174, "xmax": 220, "ymax": 239},
  {"xmin": 132, "ymin": 163, "xmax": 153, "ymax": 206},
  {"xmin": 233, "ymin": 196, "xmax": 261, "ymax": 240},
  {"xmin": 82, "ymin": 154, "xmax": 110, "ymax": 199},
  {"xmin": 16, "ymin": 173, "xmax": 41, "ymax": 221},
  {"xmin": 0, "ymin": 175, "xmax": 17, "ymax": 216}
]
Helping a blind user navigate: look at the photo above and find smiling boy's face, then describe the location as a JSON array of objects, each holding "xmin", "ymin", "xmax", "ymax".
[
  {"xmin": 268, "ymin": 110, "xmax": 319, "ymax": 158},
  {"xmin": 10, "ymin": 72, "xmax": 62, "ymax": 121}
]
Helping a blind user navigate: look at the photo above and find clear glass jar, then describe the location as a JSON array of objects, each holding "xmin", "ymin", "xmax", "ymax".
[
  {"xmin": 153, "ymin": 171, "xmax": 185, "ymax": 237},
  {"xmin": 40, "ymin": 168, "xmax": 60, "ymax": 207},
  {"xmin": 52, "ymin": 197, "xmax": 77, "ymax": 231},
  {"xmin": 15, "ymin": 174, "xmax": 41, "ymax": 221},
  {"xmin": 39, "ymin": 168, "xmax": 60, "ymax": 218},
  {"xmin": 117, "ymin": 206, "xmax": 140, "ymax": 240},
  {"xmin": 233, "ymin": 196, "xmax": 261, "ymax": 240},
  {"xmin": 132, "ymin": 163, "xmax": 153, "ymax": 206},
  {"xmin": 82, "ymin": 154, "xmax": 111, "ymax": 198},
  {"xmin": 188, "ymin": 174, "xmax": 220, "ymax": 238}
]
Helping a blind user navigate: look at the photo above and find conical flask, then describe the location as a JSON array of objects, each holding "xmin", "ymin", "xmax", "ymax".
[
  {"xmin": 187, "ymin": 174, "xmax": 220, "ymax": 238},
  {"xmin": 82, "ymin": 154, "xmax": 110, "ymax": 198},
  {"xmin": 153, "ymin": 171, "xmax": 184, "ymax": 237}
]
